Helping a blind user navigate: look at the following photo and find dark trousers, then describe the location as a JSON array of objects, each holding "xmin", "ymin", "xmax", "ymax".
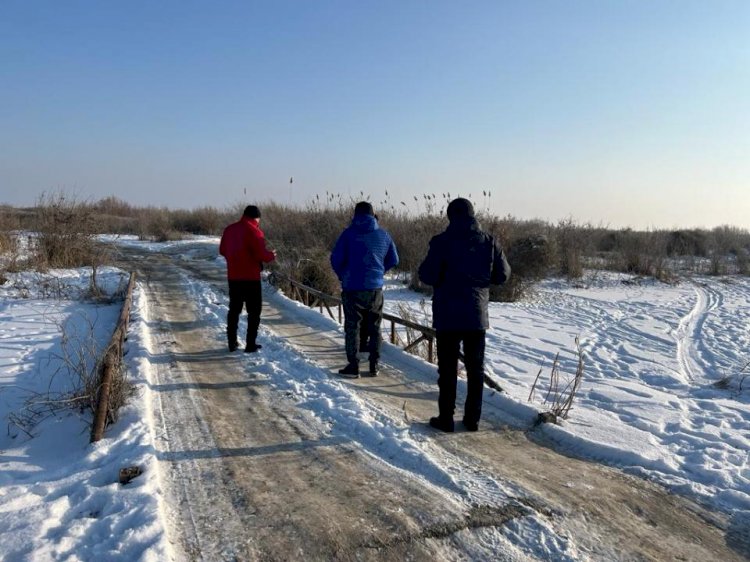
[
  {"xmin": 342, "ymin": 289, "xmax": 384, "ymax": 365},
  {"xmin": 227, "ymin": 280, "xmax": 262, "ymax": 348},
  {"xmin": 436, "ymin": 330, "xmax": 486, "ymax": 423}
]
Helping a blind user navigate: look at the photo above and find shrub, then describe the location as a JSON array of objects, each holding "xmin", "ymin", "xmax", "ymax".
[
  {"xmin": 607, "ymin": 229, "xmax": 673, "ymax": 281},
  {"xmin": 736, "ymin": 249, "xmax": 749, "ymax": 276},
  {"xmin": 490, "ymin": 234, "xmax": 552, "ymax": 302},
  {"xmin": 136, "ymin": 207, "xmax": 184, "ymax": 242},
  {"xmin": 711, "ymin": 225, "xmax": 750, "ymax": 256},
  {"xmin": 0, "ymin": 208, "xmax": 19, "ymax": 255},
  {"xmin": 554, "ymin": 218, "xmax": 589, "ymax": 278},
  {"xmin": 383, "ymin": 213, "xmax": 443, "ymax": 294},
  {"xmin": 293, "ymin": 251, "xmax": 341, "ymax": 296},
  {"xmin": 529, "ymin": 337, "xmax": 585, "ymax": 424},
  {"xmin": 170, "ymin": 206, "xmax": 226, "ymax": 235},
  {"xmin": 666, "ymin": 229, "xmax": 709, "ymax": 257},
  {"xmin": 32, "ymin": 191, "xmax": 106, "ymax": 270}
]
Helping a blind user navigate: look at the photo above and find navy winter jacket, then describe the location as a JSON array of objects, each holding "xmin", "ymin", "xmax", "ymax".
[
  {"xmin": 418, "ymin": 217, "xmax": 510, "ymax": 331},
  {"xmin": 330, "ymin": 215, "xmax": 399, "ymax": 291}
]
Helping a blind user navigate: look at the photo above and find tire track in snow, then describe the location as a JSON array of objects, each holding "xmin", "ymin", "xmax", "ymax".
[{"xmin": 675, "ymin": 283, "xmax": 721, "ymax": 384}]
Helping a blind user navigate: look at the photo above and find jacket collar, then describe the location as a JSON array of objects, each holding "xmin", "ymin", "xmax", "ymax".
[
  {"xmin": 241, "ymin": 216, "xmax": 260, "ymax": 227},
  {"xmin": 447, "ymin": 215, "xmax": 479, "ymax": 232}
]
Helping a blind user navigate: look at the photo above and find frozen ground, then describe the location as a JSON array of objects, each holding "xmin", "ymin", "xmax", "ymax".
[{"xmin": 1, "ymin": 236, "xmax": 748, "ymax": 559}]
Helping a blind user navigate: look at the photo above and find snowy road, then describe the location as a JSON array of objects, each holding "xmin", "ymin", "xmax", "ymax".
[{"xmin": 114, "ymin": 241, "xmax": 745, "ymax": 561}]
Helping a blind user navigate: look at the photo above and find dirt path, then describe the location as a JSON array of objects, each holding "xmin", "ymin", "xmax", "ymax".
[{"xmin": 116, "ymin": 244, "xmax": 746, "ymax": 561}]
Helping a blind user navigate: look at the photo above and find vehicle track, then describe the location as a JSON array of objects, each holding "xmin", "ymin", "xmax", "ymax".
[{"xmin": 675, "ymin": 282, "xmax": 722, "ymax": 384}]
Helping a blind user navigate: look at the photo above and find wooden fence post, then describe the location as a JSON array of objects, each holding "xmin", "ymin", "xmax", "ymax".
[{"xmin": 91, "ymin": 272, "xmax": 136, "ymax": 443}]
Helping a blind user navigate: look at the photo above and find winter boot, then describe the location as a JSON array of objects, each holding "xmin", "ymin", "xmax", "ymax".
[
  {"xmin": 429, "ymin": 416, "xmax": 454, "ymax": 433},
  {"xmin": 366, "ymin": 359, "xmax": 379, "ymax": 377},
  {"xmin": 338, "ymin": 363, "xmax": 360, "ymax": 378}
]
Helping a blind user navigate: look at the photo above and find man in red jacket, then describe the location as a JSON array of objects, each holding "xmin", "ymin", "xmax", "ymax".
[{"xmin": 219, "ymin": 205, "xmax": 276, "ymax": 352}]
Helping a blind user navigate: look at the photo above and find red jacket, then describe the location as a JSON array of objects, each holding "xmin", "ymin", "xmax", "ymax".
[{"xmin": 219, "ymin": 217, "xmax": 275, "ymax": 280}]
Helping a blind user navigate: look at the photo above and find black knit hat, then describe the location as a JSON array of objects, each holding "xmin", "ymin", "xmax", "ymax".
[
  {"xmin": 354, "ymin": 201, "xmax": 374, "ymax": 216},
  {"xmin": 446, "ymin": 198, "xmax": 475, "ymax": 221},
  {"xmin": 243, "ymin": 205, "xmax": 261, "ymax": 219}
]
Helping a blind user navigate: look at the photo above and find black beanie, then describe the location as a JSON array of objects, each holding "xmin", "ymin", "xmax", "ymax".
[
  {"xmin": 354, "ymin": 201, "xmax": 374, "ymax": 216},
  {"xmin": 446, "ymin": 198, "xmax": 475, "ymax": 221},
  {"xmin": 243, "ymin": 205, "xmax": 261, "ymax": 219}
]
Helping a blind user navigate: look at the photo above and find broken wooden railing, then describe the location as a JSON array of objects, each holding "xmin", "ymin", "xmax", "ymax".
[
  {"xmin": 270, "ymin": 272, "xmax": 437, "ymax": 363},
  {"xmin": 90, "ymin": 272, "xmax": 137, "ymax": 443}
]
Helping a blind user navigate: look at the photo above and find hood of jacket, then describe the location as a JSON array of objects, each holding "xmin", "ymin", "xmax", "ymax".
[
  {"xmin": 242, "ymin": 216, "xmax": 261, "ymax": 229},
  {"xmin": 446, "ymin": 216, "xmax": 483, "ymax": 241},
  {"xmin": 350, "ymin": 214, "xmax": 378, "ymax": 233}
]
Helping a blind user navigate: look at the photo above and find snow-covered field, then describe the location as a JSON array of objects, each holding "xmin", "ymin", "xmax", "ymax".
[
  {"xmin": 1, "ymin": 236, "xmax": 748, "ymax": 559},
  {"xmin": 385, "ymin": 272, "xmax": 750, "ymax": 516}
]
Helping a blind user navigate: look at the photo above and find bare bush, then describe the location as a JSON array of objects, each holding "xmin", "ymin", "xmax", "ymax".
[
  {"xmin": 171, "ymin": 206, "xmax": 226, "ymax": 235},
  {"xmin": 606, "ymin": 229, "xmax": 674, "ymax": 282},
  {"xmin": 136, "ymin": 207, "xmax": 184, "ymax": 242},
  {"xmin": 491, "ymin": 234, "xmax": 552, "ymax": 302},
  {"xmin": 736, "ymin": 250, "xmax": 750, "ymax": 276},
  {"xmin": 262, "ymin": 199, "xmax": 350, "ymax": 258},
  {"xmin": 555, "ymin": 218, "xmax": 588, "ymax": 279},
  {"xmin": 7, "ymin": 309, "xmax": 133, "ymax": 437},
  {"xmin": 383, "ymin": 213, "xmax": 443, "ymax": 294},
  {"xmin": 32, "ymin": 191, "xmax": 108, "ymax": 271},
  {"xmin": 394, "ymin": 301, "xmax": 434, "ymax": 362},
  {"xmin": 0, "ymin": 215, "xmax": 20, "ymax": 281},
  {"xmin": 0, "ymin": 213, "xmax": 17, "ymax": 255},
  {"xmin": 7, "ymin": 192, "xmax": 750, "ymax": 283},
  {"xmin": 666, "ymin": 229, "xmax": 709, "ymax": 258},
  {"xmin": 291, "ymin": 253, "xmax": 341, "ymax": 296},
  {"xmin": 529, "ymin": 337, "xmax": 585, "ymax": 423},
  {"xmin": 714, "ymin": 360, "xmax": 750, "ymax": 395},
  {"xmin": 712, "ymin": 225, "xmax": 750, "ymax": 257}
]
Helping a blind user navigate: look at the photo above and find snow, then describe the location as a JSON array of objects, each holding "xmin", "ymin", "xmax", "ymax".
[
  {"xmin": 1, "ymin": 237, "xmax": 749, "ymax": 559},
  {"xmin": 0, "ymin": 267, "xmax": 171, "ymax": 561}
]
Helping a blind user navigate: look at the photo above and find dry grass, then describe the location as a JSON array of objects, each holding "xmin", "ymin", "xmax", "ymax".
[
  {"xmin": 4, "ymin": 190, "xmax": 750, "ymax": 287},
  {"xmin": 714, "ymin": 359, "xmax": 750, "ymax": 395},
  {"xmin": 32, "ymin": 191, "xmax": 108, "ymax": 270},
  {"xmin": 529, "ymin": 337, "xmax": 585, "ymax": 423}
]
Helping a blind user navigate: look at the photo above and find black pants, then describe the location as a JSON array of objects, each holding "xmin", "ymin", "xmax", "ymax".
[
  {"xmin": 342, "ymin": 289, "xmax": 384, "ymax": 365},
  {"xmin": 227, "ymin": 280, "xmax": 262, "ymax": 348},
  {"xmin": 436, "ymin": 330, "xmax": 486, "ymax": 423}
]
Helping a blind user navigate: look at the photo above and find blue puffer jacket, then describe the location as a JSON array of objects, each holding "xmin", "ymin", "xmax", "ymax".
[{"xmin": 330, "ymin": 215, "xmax": 399, "ymax": 291}]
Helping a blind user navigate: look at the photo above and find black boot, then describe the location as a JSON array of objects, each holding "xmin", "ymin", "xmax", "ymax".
[
  {"xmin": 366, "ymin": 359, "xmax": 379, "ymax": 377},
  {"xmin": 338, "ymin": 363, "xmax": 360, "ymax": 378},
  {"xmin": 429, "ymin": 416, "xmax": 454, "ymax": 433}
]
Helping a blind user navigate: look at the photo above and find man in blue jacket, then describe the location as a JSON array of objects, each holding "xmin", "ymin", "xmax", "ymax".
[
  {"xmin": 418, "ymin": 198, "xmax": 510, "ymax": 432},
  {"xmin": 331, "ymin": 202, "xmax": 399, "ymax": 377}
]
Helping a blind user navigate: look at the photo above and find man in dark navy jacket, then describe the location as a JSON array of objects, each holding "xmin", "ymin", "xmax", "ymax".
[
  {"xmin": 219, "ymin": 205, "xmax": 276, "ymax": 352},
  {"xmin": 418, "ymin": 198, "xmax": 510, "ymax": 432},
  {"xmin": 331, "ymin": 202, "xmax": 399, "ymax": 377}
]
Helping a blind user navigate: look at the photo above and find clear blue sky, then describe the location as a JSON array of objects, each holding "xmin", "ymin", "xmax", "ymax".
[{"xmin": 1, "ymin": 1, "xmax": 748, "ymax": 229}]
